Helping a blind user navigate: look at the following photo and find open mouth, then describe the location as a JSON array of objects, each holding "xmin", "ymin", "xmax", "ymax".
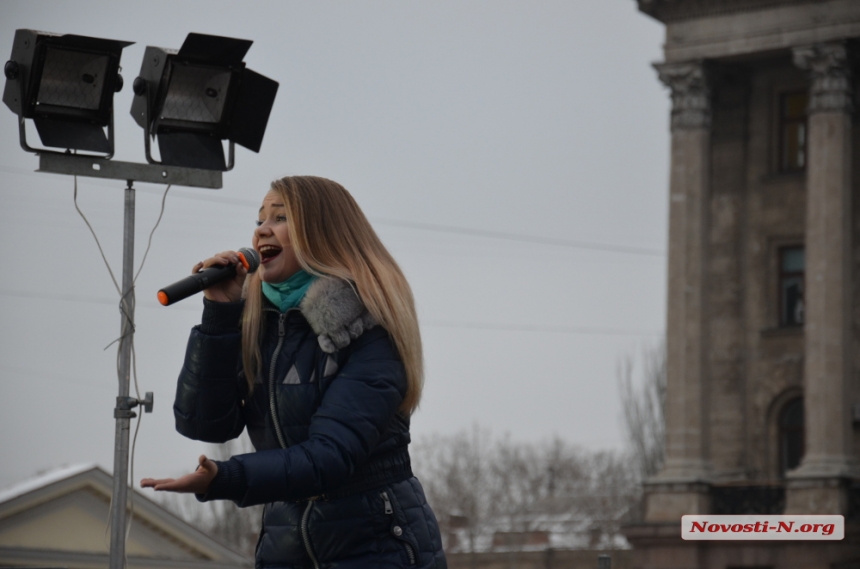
[{"xmin": 258, "ymin": 245, "xmax": 282, "ymax": 263}]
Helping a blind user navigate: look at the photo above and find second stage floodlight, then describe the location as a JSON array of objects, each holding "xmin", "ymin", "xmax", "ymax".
[
  {"xmin": 3, "ymin": 29, "xmax": 132, "ymax": 156},
  {"xmin": 130, "ymin": 33, "xmax": 279, "ymax": 171}
]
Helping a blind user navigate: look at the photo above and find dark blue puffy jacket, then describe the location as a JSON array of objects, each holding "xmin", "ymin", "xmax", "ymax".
[{"xmin": 173, "ymin": 278, "xmax": 447, "ymax": 569}]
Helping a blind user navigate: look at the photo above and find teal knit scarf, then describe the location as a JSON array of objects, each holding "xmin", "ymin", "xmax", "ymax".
[{"xmin": 261, "ymin": 270, "xmax": 317, "ymax": 312}]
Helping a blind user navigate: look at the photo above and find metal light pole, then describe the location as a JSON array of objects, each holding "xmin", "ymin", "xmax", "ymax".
[
  {"xmin": 109, "ymin": 181, "xmax": 136, "ymax": 568},
  {"xmin": 37, "ymin": 155, "xmax": 222, "ymax": 569}
]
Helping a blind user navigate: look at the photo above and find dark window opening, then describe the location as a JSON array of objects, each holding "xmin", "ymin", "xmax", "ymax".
[
  {"xmin": 779, "ymin": 397, "xmax": 804, "ymax": 477},
  {"xmin": 779, "ymin": 246, "xmax": 804, "ymax": 327},
  {"xmin": 779, "ymin": 92, "xmax": 808, "ymax": 172}
]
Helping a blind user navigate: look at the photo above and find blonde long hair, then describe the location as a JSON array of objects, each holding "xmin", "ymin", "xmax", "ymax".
[{"xmin": 241, "ymin": 176, "xmax": 423, "ymax": 415}]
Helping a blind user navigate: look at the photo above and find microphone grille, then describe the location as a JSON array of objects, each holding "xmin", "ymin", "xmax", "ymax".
[{"xmin": 238, "ymin": 247, "xmax": 261, "ymax": 273}]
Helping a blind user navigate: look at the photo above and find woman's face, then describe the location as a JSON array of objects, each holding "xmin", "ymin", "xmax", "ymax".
[{"xmin": 253, "ymin": 190, "xmax": 302, "ymax": 283}]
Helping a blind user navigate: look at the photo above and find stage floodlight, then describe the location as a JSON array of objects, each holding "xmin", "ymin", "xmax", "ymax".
[
  {"xmin": 130, "ymin": 33, "xmax": 279, "ymax": 171},
  {"xmin": 3, "ymin": 29, "xmax": 132, "ymax": 156}
]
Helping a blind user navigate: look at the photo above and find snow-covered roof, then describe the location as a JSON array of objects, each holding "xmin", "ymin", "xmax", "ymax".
[
  {"xmin": 0, "ymin": 463, "xmax": 250, "ymax": 568},
  {"xmin": 444, "ymin": 511, "xmax": 632, "ymax": 554},
  {"xmin": 0, "ymin": 463, "xmax": 99, "ymax": 504}
]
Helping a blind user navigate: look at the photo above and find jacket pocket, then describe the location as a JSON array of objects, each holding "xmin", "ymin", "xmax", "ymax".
[{"xmin": 380, "ymin": 488, "xmax": 418, "ymax": 565}]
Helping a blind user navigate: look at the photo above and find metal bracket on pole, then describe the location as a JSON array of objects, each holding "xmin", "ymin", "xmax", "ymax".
[
  {"xmin": 38, "ymin": 152, "xmax": 222, "ymax": 189},
  {"xmin": 114, "ymin": 393, "xmax": 154, "ymax": 419}
]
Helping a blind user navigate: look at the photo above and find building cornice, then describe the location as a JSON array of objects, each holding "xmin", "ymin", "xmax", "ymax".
[
  {"xmin": 637, "ymin": 0, "xmax": 825, "ymax": 24},
  {"xmin": 649, "ymin": 0, "xmax": 860, "ymax": 63}
]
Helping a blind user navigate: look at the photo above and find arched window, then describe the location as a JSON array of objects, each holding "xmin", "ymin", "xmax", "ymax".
[{"xmin": 779, "ymin": 397, "xmax": 804, "ymax": 476}]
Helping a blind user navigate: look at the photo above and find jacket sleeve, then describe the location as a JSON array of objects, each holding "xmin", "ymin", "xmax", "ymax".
[
  {"xmin": 173, "ymin": 298, "xmax": 247, "ymax": 443},
  {"xmin": 202, "ymin": 326, "xmax": 407, "ymax": 506}
]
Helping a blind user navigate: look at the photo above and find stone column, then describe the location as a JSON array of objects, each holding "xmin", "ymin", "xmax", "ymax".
[
  {"xmin": 786, "ymin": 42, "xmax": 856, "ymax": 514},
  {"xmin": 643, "ymin": 61, "xmax": 712, "ymax": 522}
]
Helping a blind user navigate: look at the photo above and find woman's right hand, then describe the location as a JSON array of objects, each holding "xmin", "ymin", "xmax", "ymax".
[{"xmin": 194, "ymin": 250, "xmax": 248, "ymax": 303}]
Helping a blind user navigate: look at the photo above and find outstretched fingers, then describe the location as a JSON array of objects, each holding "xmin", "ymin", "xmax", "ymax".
[
  {"xmin": 140, "ymin": 455, "xmax": 218, "ymax": 494},
  {"xmin": 140, "ymin": 477, "xmax": 176, "ymax": 490}
]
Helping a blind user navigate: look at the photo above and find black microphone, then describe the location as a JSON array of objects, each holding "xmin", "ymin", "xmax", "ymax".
[{"xmin": 157, "ymin": 248, "xmax": 261, "ymax": 306}]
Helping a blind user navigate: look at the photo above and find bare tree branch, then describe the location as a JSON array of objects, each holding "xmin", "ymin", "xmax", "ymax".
[
  {"xmin": 617, "ymin": 342, "xmax": 666, "ymax": 482},
  {"xmin": 412, "ymin": 428, "xmax": 637, "ymax": 554}
]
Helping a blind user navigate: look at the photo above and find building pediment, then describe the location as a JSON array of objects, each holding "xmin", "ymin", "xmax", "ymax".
[{"xmin": 0, "ymin": 464, "xmax": 249, "ymax": 569}]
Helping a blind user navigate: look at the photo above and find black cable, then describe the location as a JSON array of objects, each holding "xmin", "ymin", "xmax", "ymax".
[
  {"xmin": 423, "ymin": 320, "xmax": 662, "ymax": 337},
  {"xmin": 0, "ymin": 289, "xmax": 200, "ymax": 311},
  {"xmin": 371, "ymin": 218, "xmax": 665, "ymax": 257},
  {"xmin": 3, "ymin": 162, "xmax": 664, "ymax": 258}
]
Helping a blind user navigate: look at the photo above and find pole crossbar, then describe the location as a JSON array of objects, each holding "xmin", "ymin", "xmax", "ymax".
[{"xmin": 38, "ymin": 153, "xmax": 223, "ymax": 189}]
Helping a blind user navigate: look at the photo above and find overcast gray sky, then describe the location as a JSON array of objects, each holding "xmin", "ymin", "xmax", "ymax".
[{"xmin": 0, "ymin": 1, "xmax": 668, "ymax": 489}]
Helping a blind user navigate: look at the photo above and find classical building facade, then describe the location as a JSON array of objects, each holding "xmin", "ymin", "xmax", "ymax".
[{"xmin": 624, "ymin": 1, "xmax": 860, "ymax": 567}]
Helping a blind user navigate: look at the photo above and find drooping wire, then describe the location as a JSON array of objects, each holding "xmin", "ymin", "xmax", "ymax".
[
  {"xmin": 72, "ymin": 175, "xmax": 171, "ymax": 566},
  {"xmin": 124, "ymin": 183, "xmax": 171, "ymax": 559},
  {"xmin": 73, "ymin": 174, "xmax": 123, "ymax": 550},
  {"xmin": 73, "ymin": 175, "xmax": 122, "ymax": 296},
  {"xmin": 75, "ymin": 187, "xmax": 123, "ymax": 553},
  {"xmin": 135, "ymin": 183, "xmax": 171, "ymax": 282}
]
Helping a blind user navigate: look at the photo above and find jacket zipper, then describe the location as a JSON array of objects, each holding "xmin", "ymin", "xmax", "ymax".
[
  {"xmin": 381, "ymin": 491, "xmax": 416, "ymax": 565},
  {"xmin": 268, "ymin": 312, "xmax": 288, "ymax": 450},
  {"xmin": 301, "ymin": 499, "xmax": 321, "ymax": 569},
  {"xmin": 267, "ymin": 309, "xmax": 319, "ymax": 569}
]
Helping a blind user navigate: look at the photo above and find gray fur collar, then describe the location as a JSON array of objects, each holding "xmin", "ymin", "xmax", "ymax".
[{"xmin": 299, "ymin": 277, "xmax": 377, "ymax": 353}]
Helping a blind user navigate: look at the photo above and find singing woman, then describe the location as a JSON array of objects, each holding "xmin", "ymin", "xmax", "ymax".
[{"xmin": 142, "ymin": 175, "xmax": 446, "ymax": 569}]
